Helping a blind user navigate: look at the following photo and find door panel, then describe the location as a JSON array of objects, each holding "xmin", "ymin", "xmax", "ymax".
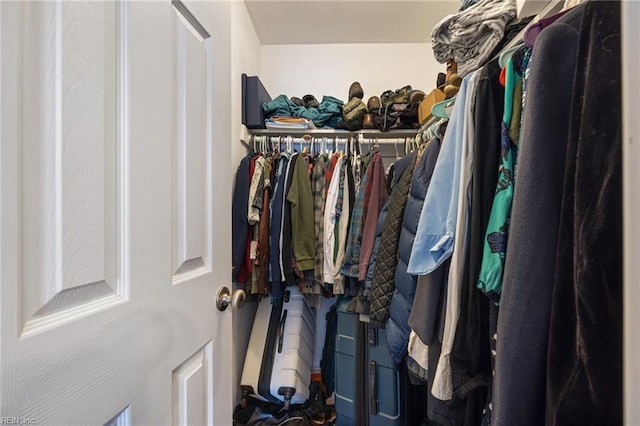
[
  {"xmin": 172, "ymin": 3, "xmax": 211, "ymax": 280},
  {"xmin": 105, "ymin": 408, "xmax": 131, "ymax": 426},
  {"xmin": 21, "ymin": 0, "xmax": 121, "ymax": 328},
  {"xmin": 1, "ymin": 1, "xmax": 233, "ymax": 424},
  {"xmin": 172, "ymin": 342, "xmax": 213, "ymax": 426}
]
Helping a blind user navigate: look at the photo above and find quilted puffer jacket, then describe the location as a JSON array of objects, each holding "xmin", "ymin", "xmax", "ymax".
[
  {"xmin": 363, "ymin": 152, "xmax": 417, "ymax": 300},
  {"xmin": 384, "ymin": 137, "xmax": 441, "ymax": 364}
]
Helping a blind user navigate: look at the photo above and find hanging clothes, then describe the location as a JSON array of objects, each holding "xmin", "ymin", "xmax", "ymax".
[
  {"xmin": 268, "ymin": 153, "xmax": 291, "ymax": 300},
  {"xmin": 287, "ymin": 153, "xmax": 316, "ymax": 272},
  {"xmin": 248, "ymin": 155, "xmax": 265, "ymax": 294},
  {"xmin": 232, "ymin": 153, "xmax": 254, "ymax": 283},
  {"xmin": 476, "ymin": 55, "xmax": 521, "ymax": 303},
  {"xmin": 545, "ymin": 2, "xmax": 622, "ymax": 423},
  {"xmin": 383, "ymin": 136, "xmax": 442, "ymax": 362},
  {"xmin": 358, "ymin": 153, "xmax": 389, "ymax": 281},
  {"xmin": 238, "ymin": 154, "xmax": 259, "ymax": 286},
  {"xmin": 366, "ymin": 151, "xmax": 417, "ymax": 300},
  {"xmin": 312, "ymin": 154, "xmax": 328, "ymax": 287},
  {"xmin": 332, "ymin": 158, "xmax": 352, "ymax": 294},
  {"xmin": 447, "ymin": 58, "xmax": 503, "ymax": 426},
  {"xmin": 323, "ymin": 155, "xmax": 344, "ymax": 286},
  {"xmin": 257, "ymin": 156, "xmax": 274, "ymax": 295},
  {"xmin": 340, "ymin": 157, "xmax": 373, "ymax": 279},
  {"xmin": 361, "ymin": 151, "xmax": 417, "ymax": 315},
  {"xmin": 408, "ymin": 75, "xmax": 472, "ymax": 276},
  {"xmin": 431, "ymin": 71, "xmax": 479, "ymax": 402},
  {"xmin": 248, "ymin": 156, "xmax": 266, "ymax": 226},
  {"xmin": 281, "ymin": 152, "xmax": 299, "ymax": 287},
  {"xmin": 493, "ymin": 5, "xmax": 585, "ymax": 425}
]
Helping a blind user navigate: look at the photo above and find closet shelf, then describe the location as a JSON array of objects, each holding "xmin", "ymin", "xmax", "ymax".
[{"xmin": 248, "ymin": 128, "xmax": 420, "ymax": 138}]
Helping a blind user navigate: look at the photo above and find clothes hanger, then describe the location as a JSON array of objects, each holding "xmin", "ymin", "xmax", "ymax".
[
  {"xmin": 499, "ymin": 42, "xmax": 525, "ymax": 69},
  {"xmin": 432, "ymin": 97, "xmax": 456, "ymax": 119},
  {"xmin": 301, "ymin": 135, "xmax": 311, "ymax": 154}
]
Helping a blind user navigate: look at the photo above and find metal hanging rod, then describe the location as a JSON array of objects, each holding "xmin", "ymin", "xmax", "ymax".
[
  {"xmin": 248, "ymin": 129, "xmax": 419, "ymax": 138},
  {"xmin": 244, "ymin": 116, "xmax": 444, "ymax": 154},
  {"xmin": 251, "ymin": 135, "xmax": 415, "ymax": 145}
]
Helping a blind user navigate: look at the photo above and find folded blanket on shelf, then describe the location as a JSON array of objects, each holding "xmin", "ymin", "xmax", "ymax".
[{"xmin": 263, "ymin": 95, "xmax": 344, "ymax": 128}]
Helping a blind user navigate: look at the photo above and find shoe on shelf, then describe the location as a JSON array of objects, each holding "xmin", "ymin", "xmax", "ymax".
[
  {"xmin": 303, "ymin": 94, "xmax": 320, "ymax": 108},
  {"xmin": 349, "ymin": 81, "xmax": 364, "ymax": 100},
  {"xmin": 441, "ymin": 73, "xmax": 462, "ymax": 98},
  {"xmin": 362, "ymin": 114, "xmax": 375, "ymax": 129},
  {"xmin": 409, "ymin": 89, "xmax": 426, "ymax": 104},
  {"xmin": 367, "ymin": 96, "xmax": 381, "ymax": 111}
]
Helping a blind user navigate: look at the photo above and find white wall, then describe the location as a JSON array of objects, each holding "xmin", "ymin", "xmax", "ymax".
[
  {"xmin": 230, "ymin": 0, "xmax": 261, "ymax": 407},
  {"xmin": 260, "ymin": 43, "xmax": 444, "ymax": 102},
  {"xmin": 231, "ymin": 1, "xmax": 261, "ymax": 167}
]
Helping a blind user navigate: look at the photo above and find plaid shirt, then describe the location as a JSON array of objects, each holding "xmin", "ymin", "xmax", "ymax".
[
  {"xmin": 340, "ymin": 161, "xmax": 372, "ymax": 278},
  {"xmin": 312, "ymin": 154, "xmax": 328, "ymax": 286}
]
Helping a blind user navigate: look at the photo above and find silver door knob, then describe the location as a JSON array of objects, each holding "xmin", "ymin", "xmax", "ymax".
[{"xmin": 216, "ymin": 286, "xmax": 246, "ymax": 311}]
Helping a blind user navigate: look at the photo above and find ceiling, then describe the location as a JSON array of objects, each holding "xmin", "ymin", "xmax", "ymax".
[{"xmin": 244, "ymin": 0, "xmax": 462, "ymax": 45}]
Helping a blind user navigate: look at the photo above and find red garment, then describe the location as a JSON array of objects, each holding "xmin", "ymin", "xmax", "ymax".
[
  {"xmin": 324, "ymin": 153, "xmax": 339, "ymax": 198},
  {"xmin": 360, "ymin": 156, "xmax": 376, "ymax": 237},
  {"xmin": 358, "ymin": 153, "xmax": 389, "ymax": 280}
]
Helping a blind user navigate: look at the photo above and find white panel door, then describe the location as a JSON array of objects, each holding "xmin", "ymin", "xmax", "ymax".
[{"xmin": 0, "ymin": 0, "xmax": 233, "ymax": 424}]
